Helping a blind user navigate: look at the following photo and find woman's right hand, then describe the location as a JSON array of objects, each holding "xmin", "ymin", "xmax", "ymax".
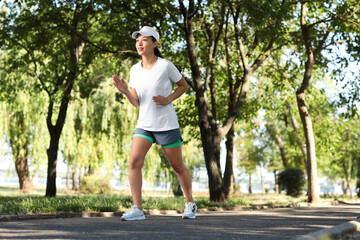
[{"xmin": 112, "ymin": 75, "xmax": 128, "ymax": 93}]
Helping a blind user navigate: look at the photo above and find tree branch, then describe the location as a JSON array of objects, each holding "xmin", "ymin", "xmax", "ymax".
[
  {"xmin": 9, "ymin": 38, "xmax": 51, "ymax": 96},
  {"xmin": 323, "ymin": 39, "xmax": 348, "ymax": 49},
  {"xmin": 250, "ymin": 38, "xmax": 275, "ymax": 73},
  {"xmin": 314, "ymin": 25, "xmax": 333, "ymax": 57}
]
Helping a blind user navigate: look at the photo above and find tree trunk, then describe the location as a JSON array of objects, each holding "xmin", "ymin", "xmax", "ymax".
[
  {"xmin": 180, "ymin": 7, "xmax": 226, "ymax": 202},
  {"xmin": 201, "ymin": 129, "xmax": 225, "ymax": 202},
  {"xmin": 296, "ymin": 91, "xmax": 320, "ymax": 203},
  {"xmin": 45, "ymin": 61, "xmax": 75, "ymax": 197},
  {"xmin": 45, "ymin": 2, "xmax": 80, "ymax": 197},
  {"xmin": 45, "ymin": 97, "xmax": 72, "ymax": 197},
  {"xmin": 171, "ymin": 173, "xmax": 184, "ymax": 197},
  {"xmin": 274, "ymin": 170, "xmax": 279, "ymax": 194},
  {"xmin": 72, "ymin": 164, "xmax": 78, "ymax": 191},
  {"xmin": 46, "ymin": 125, "xmax": 61, "ymax": 197},
  {"xmin": 265, "ymin": 124, "xmax": 288, "ymax": 168},
  {"xmin": 260, "ymin": 166, "xmax": 265, "ymax": 195},
  {"xmin": 224, "ymin": 126, "xmax": 235, "ymax": 198},
  {"xmin": 15, "ymin": 156, "xmax": 33, "ymax": 193},
  {"xmin": 248, "ymin": 173, "xmax": 252, "ymax": 194},
  {"xmin": 342, "ymin": 160, "xmax": 353, "ymax": 198},
  {"xmin": 66, "ymin": 162, "xmax": 71, "ymax": 189},
  {"xmin": 9, "ymin": 111, "xmax": 33, "ymax": 193},
  {"xmin": 274, "ymin": 135, "xmax": 287, "ymax": 168},
  {"xmin": 79, "ymin": 167, "xmax": 84, "ymax": 188},
  {"xmin": 288, "ymin": 104, "xmax": 307, "ymax": 166},
  {"xmin": 341, "ymin": 181, "xmax": 347, "ymax": 195},
  {"xmin": 297, "ymin": 3, "xmax": 320, "ymax": 203}
]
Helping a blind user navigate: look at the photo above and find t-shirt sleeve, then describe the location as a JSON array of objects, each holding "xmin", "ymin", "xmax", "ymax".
[{"xmin": 167, "ymin": 61, "xmax": 183, "ymax": 83}]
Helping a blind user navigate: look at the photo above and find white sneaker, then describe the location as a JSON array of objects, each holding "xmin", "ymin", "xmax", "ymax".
[
  {"xmin": 121, "ymin": 205, "xmax": 145, "ymax": 221},
  {"xmin": 182, "ymin": 202, "xmax": 197, "ymax": 219}
]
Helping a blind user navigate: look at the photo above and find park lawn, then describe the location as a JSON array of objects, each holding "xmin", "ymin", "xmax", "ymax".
[
  {"xmin": 0, "ymin": 194, "xmax": 252, "ymax": 215},
  {"xmin": 2, "ymin": 186, "xmax": 355, "ymax": 216}
]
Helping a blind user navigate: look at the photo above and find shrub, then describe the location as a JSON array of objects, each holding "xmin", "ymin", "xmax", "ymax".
[
  {"xmin": 356, "ymin": 180, "xmax": 360, "ymax": 198},
  {"xmin": 79, "ymin": 175, "xmax": 112, "ymax": 195},
  {"xmin": 278, "ymin": 167, "xmax": 305, "ymax": 197}
]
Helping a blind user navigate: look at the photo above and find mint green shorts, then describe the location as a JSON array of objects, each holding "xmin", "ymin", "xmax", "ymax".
[{"xmin": 133, "ymin": 128, "xmax": 182, "ymax": 148}]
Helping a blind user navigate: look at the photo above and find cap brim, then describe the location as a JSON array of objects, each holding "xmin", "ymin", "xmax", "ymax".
[
  {"xmin": 132, "ymin": 31, "xmax": 152, "ymax": 39},
  {"xmin": 131, "ymin": 31, "xmax": 140, "ymax": 39},
  {"xmin": 131, "ymin": 30, "xmax": 158, "ymax": 41}
]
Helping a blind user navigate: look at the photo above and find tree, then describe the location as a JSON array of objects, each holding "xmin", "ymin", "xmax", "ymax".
[
  {"xmin": 1, "ymin": 0, "xmax": 92, "ymax": 196},
  {"xmin": 163, "ymin": 0, "xmax": 295, "ymax": 201},
  {"xmin": 265, "ymin": 124, "xmax": 288, "ymax": 168},
  {"xmin": 321, "ymin": 115, "xmax": 360, "ymax": 196},
  {"xmin": 1, "ymin": 92, "xmax": 46, "ymax": 193},
  {"xmin": 294, "ymin": 0, "xmax": 359, "ymax": 203},
  {"xmin": 0, "ymin": 48, "xmax": 48, "ymax": 193},
  {"xmin": 0, "ymin": 0, "xmax": 141, "ymax": 196}
]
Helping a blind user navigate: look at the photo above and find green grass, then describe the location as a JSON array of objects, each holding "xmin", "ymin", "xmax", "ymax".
[
  {"xmin": 0, "ymin": 194, "xmax": 308, "ymax": 215},
  {"xmin": 0, "ymin": 186, "xmax": 355, "ymax": 215},
  {"xmin": 0, "ymin": 195, "xmax": 251, "ymax": 215},
  {"xmin": 0, "ymin": 195, "xmax": 128, "ymax": 215}
]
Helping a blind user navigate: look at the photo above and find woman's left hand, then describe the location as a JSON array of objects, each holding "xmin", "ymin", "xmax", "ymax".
[{"xmin": 153, "ymin": 95, "xmax": 171, "ymax": 106}]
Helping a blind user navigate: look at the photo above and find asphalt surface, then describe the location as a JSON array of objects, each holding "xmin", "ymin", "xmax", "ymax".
[{"xmin": 0, "ymin": 204, "xmax": 359, "ymax": 240}]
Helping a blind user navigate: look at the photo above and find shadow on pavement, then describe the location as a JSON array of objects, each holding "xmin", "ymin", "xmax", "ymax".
[{"xmin": 0, "ymin": 206, "xmax": 359, "ymax": 239}]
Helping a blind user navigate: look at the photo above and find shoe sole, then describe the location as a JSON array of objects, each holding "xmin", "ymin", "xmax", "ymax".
[
  {"xmin": 121, "ymin": 216, "xmax": 146, "ymax": 221},
  {"xmin": 182, "ymin": 216, "xmax": 196, "ymax": 219}
]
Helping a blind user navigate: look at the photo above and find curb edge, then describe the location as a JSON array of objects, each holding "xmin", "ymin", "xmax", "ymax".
[{"xmin": 294, "ymin": 220, "xmax": 360, "ymax": 240}]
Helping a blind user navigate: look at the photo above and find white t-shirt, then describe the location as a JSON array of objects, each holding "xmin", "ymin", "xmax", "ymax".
[{"xmin": 128, "ymin": 57, "xmax": 183, "ymax": 131}]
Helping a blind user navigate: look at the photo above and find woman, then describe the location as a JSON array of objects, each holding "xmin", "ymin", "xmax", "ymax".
[{"xmin": 113, "ymin": 26, "xmax": 197, "ymax": 221}]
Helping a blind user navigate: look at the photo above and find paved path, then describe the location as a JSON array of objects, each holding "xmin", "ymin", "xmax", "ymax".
[{"xmin": 0, "ymin": 205, "xmax": 359, "ymax": 239}]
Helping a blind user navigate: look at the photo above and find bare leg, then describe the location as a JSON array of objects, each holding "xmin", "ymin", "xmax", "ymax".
[
  {"xmin": 129, "ymin": 137, "xmax": 152, "ymax": 209},
  {"xmin": 162, "ymin": 146, "xmax": 194, "ymax": 203}
]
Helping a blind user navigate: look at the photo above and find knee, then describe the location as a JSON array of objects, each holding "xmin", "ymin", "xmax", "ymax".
[
  {"xmin": 171, "ymin": 163, "xmax": 186, "ymax": 175},
  {"xmin": 129, "ymin": 155, "xmax": 144, "ymax": 170}
]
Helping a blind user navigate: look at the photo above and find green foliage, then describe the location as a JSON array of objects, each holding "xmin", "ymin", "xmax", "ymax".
[
  {"xmin": 61, "ymin": 77, "xmax": 138, "ymax": 182},
  {"xmin": 79, "ymin": 176, "xmax": 112, "ymax": 195},
  {"xmin": 320, "ymin": 115, "xmax": 360, "ymax": 187},
  {"xmin": 278, "ymin": 168, "xmax": 305, "ymax": 197}
]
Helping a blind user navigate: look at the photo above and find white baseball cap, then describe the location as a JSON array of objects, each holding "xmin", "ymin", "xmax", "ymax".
[{"xmin": 131, "ymin": 26, "xmax": 160, "ymax": 42}]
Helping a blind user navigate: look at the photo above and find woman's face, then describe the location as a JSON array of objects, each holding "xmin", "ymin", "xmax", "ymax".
[{"xmin": 136, "ymin": 34, "xmax": 157, "ymax": 57}]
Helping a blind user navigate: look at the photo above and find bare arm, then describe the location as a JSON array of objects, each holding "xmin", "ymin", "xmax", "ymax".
[
  {"xmin": 112, "ymin": 74, "xmax": 140, "ymax": 108},
  {"xmin": 152, "ymin": 77, "xmax": 188, "ymax": 105}
]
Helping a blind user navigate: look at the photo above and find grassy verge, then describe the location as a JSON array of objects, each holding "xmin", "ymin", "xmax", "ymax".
[
  {"xmin": 1, "ymin": 186, "xmax": 356, "ymax": 216},
  {"xmin": 0, "ymin": 194, "xmax": 308, "ymax": 215},
  {"xmin": 0, "ymin": 195, "xmax": 130, "ymax": 215},
  {"xmin": 0, "ymin": 189, "xmax": 309, "ymax": 215}
]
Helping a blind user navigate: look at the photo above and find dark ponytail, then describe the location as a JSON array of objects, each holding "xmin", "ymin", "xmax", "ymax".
[
  {"xmin": 154, "ymin": 47, "xmax": 163, "ymax": 58},
  {"xmin": 151, "ymin": 36, "xmax": 163, "ymax": 58}
]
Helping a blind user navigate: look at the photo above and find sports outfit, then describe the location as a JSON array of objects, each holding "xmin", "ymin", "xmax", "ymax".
[
  {"xmin": 129, "ymin": 57, "xmax": 184, "ymax": 148},
  {"xmin": 129, "ymin": 57, "xmax": 182, "ymax": 132},
  {"xmin": 121, "ymin": 26, "xmax": 197, "ymax": 221},
  {"xmin": 133, "ymin": 128, "xmax": 182, "ymax": 148}
]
